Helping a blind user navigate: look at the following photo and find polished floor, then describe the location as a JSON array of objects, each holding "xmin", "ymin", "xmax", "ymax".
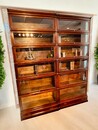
[{"xmin": 0, "ymin": 84, "xmax": 98, "ymax": 130}]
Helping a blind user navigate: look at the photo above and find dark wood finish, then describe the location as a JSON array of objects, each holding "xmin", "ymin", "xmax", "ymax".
[
  {"xmin": 8, "ymin": 9, "xmax": 91, "ymax": 120},
  {"xmin": 58, "ymin": 56, "xmax": 88, "ymax": 61}
]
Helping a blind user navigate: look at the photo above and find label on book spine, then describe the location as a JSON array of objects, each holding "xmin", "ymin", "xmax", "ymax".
[{"xmin": 70, "ymin": 61, "xmax": 74, "ymax": 70}]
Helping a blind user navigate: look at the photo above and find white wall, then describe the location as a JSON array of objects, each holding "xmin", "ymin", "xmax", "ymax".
[
  {"xmin": 0, "ymin": 9, "xmax": 15, "ymax": 109},
  {"xmin": 0, "ymin": 0, "xmax": 98, "ymax": 108}
]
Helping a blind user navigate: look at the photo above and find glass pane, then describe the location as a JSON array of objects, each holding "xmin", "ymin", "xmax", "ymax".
[
  {"xmin": 15, "ymin": 47, "xmax": 54, "ymax": 61},
  {"xmin": 19, "ymin": 77, "xmax": 55, "ymax": 94},
  {"xmin": 21, "ymin": 91, "xmax": 57, "ymax": 110},
  {"xmin": 58, "ymin": 34, "xmax": 89, "ymax": 43},
  {"xmin": 59, "ymin": 46, "xmax": 88, "ymax": 58},
  {"xmin": 60, "ymin": 72, "xmax": 86, "ymax": 85},
  {"xmin": 59, "ymin": 20, "xmax": 89, "ymax": 31},
  {"xmin": 17, "ymin": 63, "xmax": 54, "ymax": 76},
  {"xmin": 59, "ymin": 60, "xmax": 88, "ymax": 71},
  {"xmin": 14, "ymin": 32, "xmax": 53, "ymax": 45},
  {"xmin": 60, "ymin": 85, "xmax": 86, "ymax": 101},
  {"xmin": 12, "ymin": 16, "xmax": 53, "ymax": 30}
]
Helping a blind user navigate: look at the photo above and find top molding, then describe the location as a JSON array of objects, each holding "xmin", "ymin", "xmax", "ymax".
[{"xmin": 7, "ymin": 8, "xmax": 94, "ymax": 19}]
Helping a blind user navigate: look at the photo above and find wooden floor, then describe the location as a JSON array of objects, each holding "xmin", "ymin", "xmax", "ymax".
[{"xmin": 0, "ymin": 84, "xmax": 98, "ymax": 130}]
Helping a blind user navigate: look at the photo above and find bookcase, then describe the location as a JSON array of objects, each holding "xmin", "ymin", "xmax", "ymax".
[{"xmin": 8, "ymin": 9, "xmax": 91, "ymax": 120}]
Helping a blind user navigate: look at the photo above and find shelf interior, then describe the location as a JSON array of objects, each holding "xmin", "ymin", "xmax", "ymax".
[
  {"xmin": 12, "ymin": 16, "xmax": 53, "ymax": 30},
  {"xmin": 17, "ymin": 62, "xmax": 54, "ymax": 77},
  {"xmin": 19, "ymin": 77, "xmax": 55, "ymax": 95},
  {"xmin": 60, "ymin": 72, "xmax": 86, "ymax": 86},
  {"xmin": 21, "ymin": 91, "xmax": 56, "ymax": 110},
  {"xmin": 60, "ymin": 85, "xmax": 86, "ymax": 101}
]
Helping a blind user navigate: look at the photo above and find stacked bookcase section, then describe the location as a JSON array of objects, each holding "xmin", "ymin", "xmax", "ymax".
[{"xmin": 8, "ymin": 9, "xmax": 91, "ymax": 120}]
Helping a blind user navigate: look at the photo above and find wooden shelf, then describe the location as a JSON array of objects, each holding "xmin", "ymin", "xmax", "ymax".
[
  {"xmin": 21, "ymin": 105, "xmax": 58, "ymax": 120},
  {"xmin": 60, "ymin": 81, "xmax": 87, "ymax": 88},
  {"xmin": 58, "ymin": 43, "xmax": 89, "ymax": 46},
  {"xmin": 22, "ymin": 97, "xmax": 55, "ymax": 110},
  {"xmin": 21, "ymin": 92, "xmax": 56, "ymax": 110},
  {"xmin": 59, "ymin": 56, "xmax": 88, "ymax": 61},
  {"xmin": 11, "ymin": 28, "xmax": 56, "ymax": 32},
  {"xmin": 19, "ymin": 84, "xmax": 55, "ymax": 96},
  {"xmin": 13, "ymin": 43, "xmax": 56, "ymax": 48},
  {"xmin": 60, "ymin": 80, "xmax": 87, "ymax": 88},
  {"xmin": 58, "ymin": 30, "xmax": 89, "ymax": 34},
  {"xmin": 17, "ymin": 72, "xmax": 56, "ymax": 80},
  {"xmin": 22, "ymin": 101, "xmax": 58, "ymax": 114},
  {"xmin": 15, "ymin": 58, "xmax": 56, "ymax": 66},
  {"xmin": 59, "ymin": 68, "xmax": 88, "ymax": 74},
  {"xmin": 60, "ymin": 85, "xmax": 86, "ymax": 101},
  {"xmin": 60, "ymin": 95, "xmax": 87, "ymax": 105}
]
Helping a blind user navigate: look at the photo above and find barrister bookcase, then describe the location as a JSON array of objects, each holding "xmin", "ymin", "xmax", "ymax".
[{"xmin": 8, "ymin": 9, "xmax": 92, "ymax": 120}]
